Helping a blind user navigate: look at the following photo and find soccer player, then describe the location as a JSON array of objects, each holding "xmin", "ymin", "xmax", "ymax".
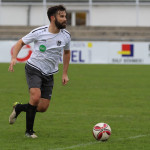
[{"xmin": 8, "ymin": 5, "xmax": 71, "ymax": 138}]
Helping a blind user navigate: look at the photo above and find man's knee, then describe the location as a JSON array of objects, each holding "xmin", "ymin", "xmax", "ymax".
[
  {"xmin": 30, "ymin": 88, "xmax": 41, "ymax": 105},
  {"xmin": 37, "ymin": 99, "xmax": 50, "ymax": 112},
  {"xmin": 38, "ymin": 107, "xmax": 48, "ymax": 112}
]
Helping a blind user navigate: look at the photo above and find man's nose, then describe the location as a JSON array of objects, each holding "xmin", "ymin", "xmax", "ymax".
[{"xmin": 64, "ymin": 17, "xmax": 67, "ymax": 21}]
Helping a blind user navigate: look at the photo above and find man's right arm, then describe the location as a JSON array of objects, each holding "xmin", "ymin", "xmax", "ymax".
[{"xmin": 8, "ymin": 39, "xmax": 25, "ymax": 72}]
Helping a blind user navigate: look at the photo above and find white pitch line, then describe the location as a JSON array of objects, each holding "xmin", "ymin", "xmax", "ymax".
[
  {"xmin": 48, "ymin": 134, "xmax": 150, "ymax": 150},
  {"xmin": 48, "ymin": 141, "xmax": 98, "ymax": 150},
  {"xmin": 125, "ymin": 134, "xmax": 150, "ymax": 139},
  {"xmin": 50, "ymin": 112, "xmax": 131, "ymax": 118}
]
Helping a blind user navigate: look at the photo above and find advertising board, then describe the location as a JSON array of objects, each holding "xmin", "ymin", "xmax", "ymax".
[{"xmin": 1, "ymin": 41, "xmax": 150, "ymax": 64}]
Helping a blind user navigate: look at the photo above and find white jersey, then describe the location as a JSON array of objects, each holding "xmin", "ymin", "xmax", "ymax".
[{"xmin": 22, "ymin": 25, "xmax": 71, "ymax": 76}]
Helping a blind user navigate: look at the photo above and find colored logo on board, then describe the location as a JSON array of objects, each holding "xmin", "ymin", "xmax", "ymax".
[
  {"xmin": 118, "ymin": 44, "xmax": 134, "ymax": 57},
  {"xmin": 11, "ymin": 45, "xmax": 32, "ymax": 62}
]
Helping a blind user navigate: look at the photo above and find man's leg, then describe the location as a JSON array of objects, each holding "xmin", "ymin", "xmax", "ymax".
[
  {"xmin": 37, "ymin": 98, "xmax": 50, "ymax": 112},
  {"xmin": 25, "ymin": 88, "xmax": 41, "ymax": 138},
  {"xmin": 9, "ymin": 88, "xmax": 40, "ymax": 138},
  {"xmin": 25, "ymin": 89, "xmax": 50, "ymax": 138},
  {"xmin": 9, "ymin": 97, "xmax": 50, "ymax": 124},
  {"xmin": 9, "ymin": 87, "xmax": 41, "ymax": 123},
  {"xmin": 36, "ymin": 74, "xmax": 52, "ymax": 112},
  {"xmin": 9, "ymin": 102, "xmax": 26, "ymax": 124}
]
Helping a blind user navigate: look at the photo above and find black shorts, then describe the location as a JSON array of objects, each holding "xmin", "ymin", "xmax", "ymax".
[{"xmin": 25, "ymin": 64, "xmax": 54, "ymax": 100}]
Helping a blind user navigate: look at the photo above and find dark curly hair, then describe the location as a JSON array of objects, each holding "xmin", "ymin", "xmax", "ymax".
[{"xmin": 47, "ymin": 5, "xmax": 66, "ymax": 22}]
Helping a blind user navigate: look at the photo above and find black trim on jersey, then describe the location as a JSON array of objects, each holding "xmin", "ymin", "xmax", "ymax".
[
  {"xmin": 63, "ymin": 29, "xmax": 71, "ymax": 37},
  {"xmin": 32, "ymin": 27, "xmax": 48, "ymax": 33},
  {"xmin": 27, "ymin": 61, "xmax": 58, "ymax": 76}
]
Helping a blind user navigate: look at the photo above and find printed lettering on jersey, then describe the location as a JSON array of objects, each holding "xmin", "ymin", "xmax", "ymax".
[
  {"xmin": 39, "ymin": 45, "xmax": 46, "ymax": 52},
  {"xmin": 57, "ymin": 41, "xmax": 62, "ymax": 46},
  {"xmin": 37, "ymin": 40, "xmax": 47, "ymax": 52}
]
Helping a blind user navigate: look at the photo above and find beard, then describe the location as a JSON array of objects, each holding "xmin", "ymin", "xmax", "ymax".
[{"xmin": 55, "ymin": 17, "xmax": 66, "ymax": 29}]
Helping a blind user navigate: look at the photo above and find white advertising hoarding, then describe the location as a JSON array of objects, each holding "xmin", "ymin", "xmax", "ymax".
[
  {"xmin": 108, "ymin": 42, "xmax": 150, "ymax": 64},
  {"xmin": 1, "ymin": 40, "xmax": 150, "ymax": 64}
]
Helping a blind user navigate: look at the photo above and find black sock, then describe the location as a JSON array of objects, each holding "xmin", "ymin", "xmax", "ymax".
[
  {"xmin": 15, "ymin": 104, "xmax": 28, "ymax": 118},
  {"xmin": 15, "ymin": 104, "xmax": 28, "ymax": 112},
  {"xmin": 26, "ymin": 103, "xmax": 37, "ymax": 132}
]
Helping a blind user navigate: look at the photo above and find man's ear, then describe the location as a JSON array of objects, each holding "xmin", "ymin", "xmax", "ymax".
[{"xmin": 51, "ymin": 16, "xmax": 55, "ymax": 21}]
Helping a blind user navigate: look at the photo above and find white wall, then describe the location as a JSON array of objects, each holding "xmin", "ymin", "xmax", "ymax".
[
  {"xmin": 0, "ymin": 5, "xmax": 28, "ymax": 25},
  {"xmin": 0, "ymin": 3, "xmax": 150, "ymax": 26},
  {"xmin": 30, "ymin": 5, "xmax": 49, "ymax": 26},
  {"xmin": 91, "ymin": 5, "xmax": 137, "ymax": 26},
  {"xmin": 138, "ymin": 5, "xmax": 150, "ymax": 26}
]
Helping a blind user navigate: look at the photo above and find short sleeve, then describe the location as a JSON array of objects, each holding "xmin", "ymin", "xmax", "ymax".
[
  {"xmin": 64, "ymin": 35, "xmax": 71, "ymax": 50},
  {"xmin": 22, "ymin": 30, "xmax": 37, "ymax": 45}
]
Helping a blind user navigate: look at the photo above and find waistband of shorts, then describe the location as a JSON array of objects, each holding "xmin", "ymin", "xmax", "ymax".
[{"xmin": 26, "ymin": 61, "xmax": 58, "ymax": 76}]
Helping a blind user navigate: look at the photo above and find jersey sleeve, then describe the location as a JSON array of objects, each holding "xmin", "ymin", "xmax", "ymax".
[
  {"xmin": 64, "ymin": 35, "xmax": 71, "ymax": 50},
  {"xmin": 22, "ymin": 30, "xmax": 37, "ymax": 45}
]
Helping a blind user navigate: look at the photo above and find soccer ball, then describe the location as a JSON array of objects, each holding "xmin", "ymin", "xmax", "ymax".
[{"xmin": 93, "ymin": 123, "xmax": 111, "ymax": 141}]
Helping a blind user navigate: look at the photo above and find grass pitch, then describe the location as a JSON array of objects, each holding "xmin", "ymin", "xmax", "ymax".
[{"xmin": 0, "ymin": 63, "xmax": 150, "ymax": 150}]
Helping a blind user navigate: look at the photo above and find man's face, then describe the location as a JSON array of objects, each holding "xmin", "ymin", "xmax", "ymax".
[{"xmin": 55, "ymin": 11, "xmax": 67, "ymax": 29}]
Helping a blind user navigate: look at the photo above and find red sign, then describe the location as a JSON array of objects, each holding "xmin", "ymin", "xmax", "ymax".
[{"xmin": 11, "ymin": 45, "xmax": 32, "ymax": 62}]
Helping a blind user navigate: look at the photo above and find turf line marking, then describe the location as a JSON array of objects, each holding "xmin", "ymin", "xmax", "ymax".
[
  {"xmin": 124, "ymin": 134, "xmax": 150, "ymax": 139},
  {"xmin": 48, "ymin": 141, "xmax": 98, "ymax": 150},
  {"xmin": 50, "ymin": 112, "xmax": 130, "ymax": 118},
  {"xmin": 48, "ymin": 134, "xmax": 150, "ymax": 150}
]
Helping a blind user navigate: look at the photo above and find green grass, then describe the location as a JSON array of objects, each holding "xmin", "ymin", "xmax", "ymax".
[{"xmin": 0, "ymin": 63, "xmax": 150, "ymax": 150}]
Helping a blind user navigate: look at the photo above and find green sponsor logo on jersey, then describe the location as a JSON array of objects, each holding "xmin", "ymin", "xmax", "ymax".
[{"xmin": 39, "ymin": 45, "xmax": 46, "ymax": 52}]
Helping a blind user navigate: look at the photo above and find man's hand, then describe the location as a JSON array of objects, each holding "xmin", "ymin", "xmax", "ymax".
[
  {"xmin": 8, "ymin": 58, "xmax": 17, "ymax": 72},
  {"xmin": 62, "ymin": 50, "xmax": 70, "ymax": 85},
  {"xmin": 62, "ymin": 74, "xmax": 69, "ymax": 85},
  {"xmin": 8, "ymin": 39, "xmax": 25, "ymax": 72}
]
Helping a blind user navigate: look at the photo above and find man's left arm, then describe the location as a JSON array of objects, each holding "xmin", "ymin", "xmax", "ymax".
[{"xmin": 62, "ymin": 50, "xmax": 70, "ymax": 85}]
